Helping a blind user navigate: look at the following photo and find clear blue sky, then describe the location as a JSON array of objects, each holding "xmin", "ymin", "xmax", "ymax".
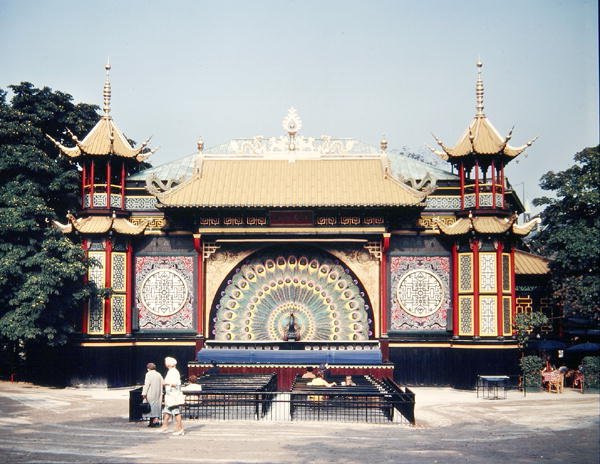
[{"xmin": 1, "ymin": 0, "xmax": 597, "ymax": 210}]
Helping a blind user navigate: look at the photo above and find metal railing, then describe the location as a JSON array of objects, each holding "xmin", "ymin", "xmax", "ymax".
[{"xmin": 181, "ymin": 389, "xmax": 415, "ymax": 425}]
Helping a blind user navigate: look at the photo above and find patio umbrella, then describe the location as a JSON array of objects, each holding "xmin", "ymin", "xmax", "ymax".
[
  {"xmin": 565, "ymin": 342, "xmax": 600, "ymax": 352},
  {"xmin": 528, "ymin": 339, "xmax": 567, "ymax": 351}
]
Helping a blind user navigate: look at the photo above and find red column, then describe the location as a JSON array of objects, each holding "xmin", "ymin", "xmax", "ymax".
[
  {"xmin": 459, "ymin": 162, "xmax": 465, "ymax": 209},
  {"xmin": 104, "ymin": 239, "xmax": 112, "ymax": 335},
  {"xmin": 106, "ymin": 159, "xmax": 112, "ymax": 210},
  {"xmin": 125, "ymin": 242, "xmax": 133, "ymax": 334},
  {"xmin": 510, "ymin": 246, "xmax": 517, "ymax": 332},
  {"xmin": 471, "ymin": 240, "xmax": 480, "ymax": 338},
  {"xmin": 496, "ymin": 241, "xmax": 504, "ymax": 337},
  {"xmin": 500, "ymin": 163, "xmax": 505, "ymax": 209},
  {"xmin": 380, "ymin": 233, "xmax": 391, "ymax": 337},
  {"xmin": 452, "ymin": 242, "xmax": 459, "ymax": 337},
  {"xmin": 82, "ymin": 239, "xmax": 89, "ymax": 335},
  {"xmin": 90, "ymin": 160, "xmax": 95, "ymax": 208},
  {"xmin": 120, "ymin": 161, "xmax": 126, "ymax": 209},
  {"xmin": 491, "ymin": 160, "xmax": 496, "ymax": 209},
  {"xmin": 193, "ymin": 235, "xmax": 204, "ymax": 336},
  {"xmin": 81, "ymin": 163, "xmax": 87, "ymax": 209},
  {"xmin": 475, "ymin": 161, "xmax": 480, "ymax": 209}
]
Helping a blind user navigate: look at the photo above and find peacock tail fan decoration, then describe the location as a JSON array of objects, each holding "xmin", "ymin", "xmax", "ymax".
[{"xmin": 213, "ymin": 248, "xmax": 373, "ymax": 342}]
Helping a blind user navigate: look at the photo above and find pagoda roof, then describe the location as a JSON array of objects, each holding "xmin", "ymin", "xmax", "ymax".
[
  {"xmin": 514, "ymin": 250, "xmax": 550, "ymax": 275},
  {"xmin": 46, "ymin": 62, "xmax": 154, "ymax": 161},
  {"xmin": 53, "ymin": 214, "xmax": 147, "ymax": 235},
  {"xmin": 428, "ymin": 62, "xmax": 536, "ymax": 163},
  {"xmin": 154, "ymin": 155, "xmax": 427, "ymax": 208},
  {"xmin": 435, "ymin": 214, "xmax": 540, "ymax": 237}
]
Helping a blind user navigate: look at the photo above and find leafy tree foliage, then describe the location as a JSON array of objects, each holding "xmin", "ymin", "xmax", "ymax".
[
  {"xmin": 514, "ymin": 312, "xmax": 550, "ymax": 348},
  {"xmin": 0, "ymin": 83, "xmax": 99, "ymax": 369},
  {"xmin": 530, "ymin": 146, "xmax": 600, "ymax": 325}
]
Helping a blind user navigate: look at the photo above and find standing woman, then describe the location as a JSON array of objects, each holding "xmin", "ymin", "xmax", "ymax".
[
  {"xmin": 141, "ymin": 362, "xmax": 163, "ymax": 427},
  {"xmin": 160, "ymin": 356, "xmax": 185, "ymax": 436}
]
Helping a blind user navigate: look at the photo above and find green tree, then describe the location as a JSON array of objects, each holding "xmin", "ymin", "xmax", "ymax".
[
  {"xmin": 530, "ymin": 146, "xmax": 600, "ymax": 326},
  {"xmin": 0, "ymin": 83, "xmax": 98, "ymax": 373}
]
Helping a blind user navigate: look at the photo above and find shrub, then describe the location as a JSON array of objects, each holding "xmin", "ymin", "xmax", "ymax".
[
  {"xmin": 519, "ymin": 355, "xmax": 544, "ymax": 387},
  {"xmin": 582, "ymin": 356, "xmax": 599, "ymax": 389}
]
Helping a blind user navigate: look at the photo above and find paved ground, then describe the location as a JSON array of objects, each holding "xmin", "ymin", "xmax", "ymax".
[{"xmin": 0, "ymin": 381, "xmax": 598, "ymax": 464}]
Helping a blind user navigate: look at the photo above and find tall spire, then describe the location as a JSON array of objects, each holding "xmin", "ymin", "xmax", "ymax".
[
  {"xmin": 475, "ymin": 60, "xmax": 484, "ymax": 118},
  {"xmin": 103, "ymin": 58, "xmax": 112, "ymax": 117}
]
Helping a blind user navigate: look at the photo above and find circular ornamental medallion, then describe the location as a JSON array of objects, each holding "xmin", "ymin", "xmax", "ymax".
[
  {"xmin": 141, "ymin": 268, "xmax": 189, "ymax": 317},
  {"xmin": 396, "ymin": 269, "xmax": 444, "ymax": 318}
]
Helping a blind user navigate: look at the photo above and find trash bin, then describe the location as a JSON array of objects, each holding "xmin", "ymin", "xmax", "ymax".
[{"xmin": 129, "ymin": 386, "xmax": 144, "ymax": 422}]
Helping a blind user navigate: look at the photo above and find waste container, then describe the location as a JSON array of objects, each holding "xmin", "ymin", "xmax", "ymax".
[{"xmin": 129, "ymin": 386, "xmax": 144, "ymax": 422}]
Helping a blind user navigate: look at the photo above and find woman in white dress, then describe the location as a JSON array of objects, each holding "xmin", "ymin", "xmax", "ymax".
[{"xmin": 160, "ymin": 356, "xmax": 185, "ymax": 436}]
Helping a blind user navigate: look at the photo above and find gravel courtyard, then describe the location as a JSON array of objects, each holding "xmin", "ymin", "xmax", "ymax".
[{"xmin": 0, "ymin": 381, "xmax": 598, "ymax": 464}]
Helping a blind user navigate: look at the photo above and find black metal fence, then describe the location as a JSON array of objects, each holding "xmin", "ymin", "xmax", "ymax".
[{"xmin": 181, "ymin": 389, "xmax": 415, "ymax": 425}]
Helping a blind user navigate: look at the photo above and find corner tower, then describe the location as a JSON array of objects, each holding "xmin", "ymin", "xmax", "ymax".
[{"xmin": 430, "ymin": 61, "xmax": 540, "ymax": 340}]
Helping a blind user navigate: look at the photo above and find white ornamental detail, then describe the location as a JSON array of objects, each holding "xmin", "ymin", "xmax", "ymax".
[
  {"xmin": 140, "ymin": 268, "xmax": 189, "ymax": 317},
  {"xmin": 396, "ymin": 269, "xmax": 444, "ymax": 317}
]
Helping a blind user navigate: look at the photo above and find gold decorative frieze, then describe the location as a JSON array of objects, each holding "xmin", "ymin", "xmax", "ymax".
[
  {"xmin": 246, "ymin": 216, "xmax": 267, "ymax": 226},
  {"xmin": 340, "ymin": 216, "xmax": 361, "ymax": 226},
  {"xmin": 316, "ymin": 216, "xmax": 337, "ymax": 226},
  {"xmin": 131, "ymin": 216, "xmax": 166, "ymax": 230},
  {"xmin": 418, "ymin": 216, "xmax": 457, "ymax": 229},
  {"xmin": 200, "ymin": 217, "xmax": 221, "ymax": 226},
  {"xmin": 223, "ymin": 217, "xmax": 244, "ymax": 226},
  {"xmin": 363, "ymin": 216, "xmax": 384, "ymax": 225}
]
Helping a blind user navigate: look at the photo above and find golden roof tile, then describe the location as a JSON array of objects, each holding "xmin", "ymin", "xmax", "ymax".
[
  {"xmin": 472, "ymin": 216, "xmax": 513, "ymax": 234},
  {"xmin": 53, "ymin": 214, "xmax": 147, "ymax": 235},
  {"xmin": 514, "ymin": 250, "xmax": 550, "ymax": 275},
  {"xmin": 512, "ymin": 217, "xmax": 541, "ymax": 236},
  {"xmin": 46, "ymin": 63, "xmax": 154, "ymax": 161},
  {"xmin": 156, "ymin": 157, "xmax": 427, "ymax": 208},
  {"xmin": 428, "ymin": 62, "xmax": 536, "ymax": 162},
  {"xmin": 434, "ymin": 217, "xmax": 472, "ymax": 235}
]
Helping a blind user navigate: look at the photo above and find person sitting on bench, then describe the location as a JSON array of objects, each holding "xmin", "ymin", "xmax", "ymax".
[
  {"xmin": 301, "ymin": 367, "xmax": 316, "ymax": 379},
  {"xmin": 308, "ymin": 372, "xmax": 336, "ymax": 388}
]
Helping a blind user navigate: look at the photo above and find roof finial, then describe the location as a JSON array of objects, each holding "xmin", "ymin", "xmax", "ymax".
[
  {"xmin": 475, "ymin": 59, "xmax": 484, "ymax": 118},
  {"xmin": 103, "ymin": 58, "xmax": 112, "ymax": 117}
]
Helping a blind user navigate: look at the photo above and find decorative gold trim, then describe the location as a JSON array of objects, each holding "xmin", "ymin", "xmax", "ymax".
[
  {"xmin": 479, "ymin": 295, "xmax": 498, "ymax": 337},
  {"xmin": 203, "ymin": 242, "xmax": 221, "ymax": 260},
  {"xmin": 418, "ymin": 216, "xmax": 457, "ymax": 229},
  {"xmin": 479, "ymin": 252, "xmax": 497, "ymax": 293},
  {"xmin": 363, "ymin": 241, "xmax": 382, "ymax": 260},
  {"xmin": 130, "ymin": 216, "xmax": 166, "ymax": 230},
  {"xmin": 110, "ymin": 252, "xmax": 127, "ymax": 292},
  {"xmin": 110, "ymin": 294, "xmax": 127, "ymax": 335},
  {"xmin": 198, "ymin": 227, "xmax": 387, "ymax": 235},
  {"xmin": 79, "ymin": 341, "xmax": 197, "ymax": 347}
]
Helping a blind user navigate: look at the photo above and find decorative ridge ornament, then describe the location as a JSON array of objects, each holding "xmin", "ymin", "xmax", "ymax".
[
  {"xmin": 282, "ymin": 107, "xmax": 302, "ymax": 151},
  {"xmin": 103, "ymin": 58, "xmax": 111, "ymax": 117},
  {"xmin": 475, "ymin": 60, "xmax": 484, "ymax": 118}
]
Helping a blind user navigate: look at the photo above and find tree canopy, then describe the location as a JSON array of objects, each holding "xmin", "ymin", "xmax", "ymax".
[
  {"xmin": 0, "ymin": 83, "xmax": 99, "ymax": 362},
  {"xmin": 530, "ymin": 145, "xmax": 600, "ymax": 325}
]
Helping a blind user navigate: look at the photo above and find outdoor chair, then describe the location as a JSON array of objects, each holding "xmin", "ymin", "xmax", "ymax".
[{"xmin": 547, "ymin": 371, "xmax": 564, "ymax": 393}]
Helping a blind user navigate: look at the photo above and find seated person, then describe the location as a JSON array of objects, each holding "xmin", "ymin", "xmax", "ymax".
[
  {"xmin": 319, "ymin": 362, "xmax": 332, "ymax": 381},
  {"xmin": 205, "ymin": 361, "xmax": 220, "ymax": 375},
  {"xmin": 341, "ymin": 375, "xmax": 356, "ymax": 386},
  {"xmin": 308, "ymin": 372, "xmax": 336, "ymax": 388},
  {"xmin": 301, "ymin": 367, "xmax": 316, "ymax": 379},
  {"xmin": 182, "ymin": 374, "xmax": 203, "ymax": 393}
]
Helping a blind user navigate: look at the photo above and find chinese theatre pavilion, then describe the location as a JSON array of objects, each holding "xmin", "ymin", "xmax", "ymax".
[{"xmin": 51, "ymin": 62, "xmax": 549, "ymax": 388}]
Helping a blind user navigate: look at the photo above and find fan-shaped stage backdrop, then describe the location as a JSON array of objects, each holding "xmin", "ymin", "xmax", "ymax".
[{"xmin": 212, "ymin": 248, "xmax": 374, "ymax": 342}]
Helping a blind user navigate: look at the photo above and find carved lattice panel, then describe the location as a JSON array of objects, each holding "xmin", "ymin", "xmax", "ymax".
[
  {"xmin": 502, "ymin": 254, "xmax": 511, "ymax": 292},
  {"xmin": 111, "ymin": 295, "xmax": 126, "ymax": 334},
  {"xmin": 390, "ymin": 256, "xmax": 450, "ymax": 332},
  {"xmin": 111, "ymin": 253, "xmax": 127, "ymax": 292},
  {"xmin": 479, "ymin": 296, "xmax": 497, "ymax": 336},
  {"xmin": 503, "ymin": 296, "xmax": 512, "ymax": 335},
  {"xmin": 136, "ymin": 256, "xmax": 194, "ymax": 331},
  {"xmin": 458, "ymin": 296, "xmax": 474, "ymax": 336},
  {"xmin": 87, "ymin": 251, "xmax": 105, "ymax": 334},
  {"xmin": 458, "ymin": 253, "xmax": 473, "ymax": 293},
  {"xmin": 479, "ymin": 253, "xmax": 497, "ymax": 293}
]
